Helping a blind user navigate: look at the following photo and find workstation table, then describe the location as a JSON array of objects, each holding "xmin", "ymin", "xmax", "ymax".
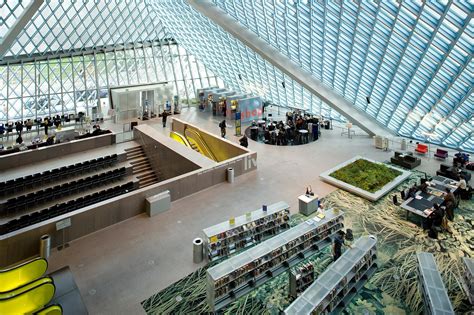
[
  {"xmin": 401, "ymin": 191, "xmax": 444, "ymax": 220},
  {"xmin": 428, "ymin": 175, "xmax": 458, "ymax": 194}
]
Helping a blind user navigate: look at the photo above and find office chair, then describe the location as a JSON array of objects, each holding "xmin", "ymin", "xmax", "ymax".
[
  {"xmin": 392, "ymin": 195, "xmax": 401, "ymax": 206},
  {"xmin": 400, "ymin": 190, "xmax": 406, "ymax": 200}
]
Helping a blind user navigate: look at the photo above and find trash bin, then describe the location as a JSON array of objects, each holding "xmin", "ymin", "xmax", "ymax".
[
  {"xmin": 401, "ymin": 138, "xmax": 407, "ymax": 151},
  {"xmin": 193, "ymin": 238, "xmax": 203, "ymax": 263},
  {"xmin": 227, "ymin": 168, "xmax": 234, "ymax": 183},
  {"xmin": 40, "ymin": 234, "xmax": 51, "ymax": 259}
]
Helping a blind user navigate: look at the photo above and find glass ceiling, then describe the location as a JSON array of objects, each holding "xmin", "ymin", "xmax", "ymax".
[
  {"xmin": 150, "ymin": 0, "xmax": 472, "ymax": 152},
  {"xmin": 1, "ymin": 0, "xmax": 472, "ymax": 151},
  {"xmin": 2, "ymin": 0, "xmax": 167, "ymax": 60}
]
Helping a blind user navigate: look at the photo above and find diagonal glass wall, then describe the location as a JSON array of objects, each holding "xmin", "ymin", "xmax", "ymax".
[
  {"xmin": 0, "ymin": 40, "xmax": 222, "ymax": 122},
  {"xmin": 149, "ymin": 0, "xmax": 345, "ymax": 122},
  {"xmin": 150, "ymin": 0, "xmax": 472, "ymax": 152}
]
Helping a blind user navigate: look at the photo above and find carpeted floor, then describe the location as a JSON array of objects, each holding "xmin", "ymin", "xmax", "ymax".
[{"xmin": 141, "ymin": 171, "xmax": 473, "ymax": 314}]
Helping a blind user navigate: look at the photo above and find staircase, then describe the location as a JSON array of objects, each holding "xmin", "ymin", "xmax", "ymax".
[{"xmin": 125, "ymin": 146, "xmax": 160, "ymax": 188}]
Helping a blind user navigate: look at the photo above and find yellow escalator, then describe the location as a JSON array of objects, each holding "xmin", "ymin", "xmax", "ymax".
[
  {"xmin": 184, "ymin": 128, "xmax": 218, "ymax": 162},
  {"xmin": 0, "ymin": 258, "xmax": 48, "ymax": 293},
  {"xmin": 0, "ymin": 277, "xmax": 55, "ymax": 314},
  {"xmin": 170, "ymin": 130, "xmax": 218, "ymax": 162}
]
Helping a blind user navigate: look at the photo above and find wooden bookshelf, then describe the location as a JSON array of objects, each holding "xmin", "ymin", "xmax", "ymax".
[
  {"xmin": 289, "ymin": 263, "xmax": 315, "ymax": 298},
  {"xmin": 416, "ymin": 252, "xmax": 454, "ymax": 315},
  {"xmin": 202, "ymin": 201, "xmax": 290, "ymax": 262},
  {"xmin": 461, "ymin": 257, "xmax": 473, "ymax": 305},
  {"xmin": 284, "ymin": 235, "xmax": 377, "ymax": 314},
  {"xmin": 206, "ymin": 209, "xmax": 344, "ymax": 312}
]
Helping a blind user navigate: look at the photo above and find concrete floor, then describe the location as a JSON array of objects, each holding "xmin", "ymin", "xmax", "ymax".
[{"xmin": 46, "ymin": 107, "xmax": 451, "ymax": 315}]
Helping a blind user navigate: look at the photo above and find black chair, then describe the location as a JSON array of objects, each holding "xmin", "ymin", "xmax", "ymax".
[{"xmin": 400, "ymin": 190, "xmax": 406, "ymax": 200}]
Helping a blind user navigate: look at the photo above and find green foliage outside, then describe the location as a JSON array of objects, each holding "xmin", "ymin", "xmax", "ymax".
[{"xmin": 330, "ymin": 159, "xmax": 401, "ymax": 193}]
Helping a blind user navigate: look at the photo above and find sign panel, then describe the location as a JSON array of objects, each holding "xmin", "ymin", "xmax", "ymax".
[
  {"xmin": 238, "ymin": 97, "xmax": 263, "ymax": 123},
  {"xmin": 56, "ymin": 218, "xmax": 71, "ymax": 231}
]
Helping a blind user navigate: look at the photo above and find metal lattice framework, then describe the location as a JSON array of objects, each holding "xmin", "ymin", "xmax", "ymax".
[
  {"xmin": 149, "ymin": 0, "xmax": 345, "ymax": 122},
  {"xmin": 2, "ymin": 0, "xmax": 166, "ymax": 60},
  {"xmin": 150, "ymin": 0, "xmax": 473, "ymax": 152},
  {"xmin": 0, "ymin": 0, "xmax": 222, "ymax": 123}
]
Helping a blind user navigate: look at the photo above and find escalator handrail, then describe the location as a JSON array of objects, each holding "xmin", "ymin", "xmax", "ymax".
[
  {"xmin": 184, "ymin": 128, "xmax": 218, "ymax": 161},
  {"xmin": 170, "ymin": 131, "xmax": 192, "ymax": 147}
]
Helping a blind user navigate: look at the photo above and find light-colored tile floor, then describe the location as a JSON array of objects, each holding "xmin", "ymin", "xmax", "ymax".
[{"xmin": 45, "ymin": 107, "xmax": 452, "ymax": 315}]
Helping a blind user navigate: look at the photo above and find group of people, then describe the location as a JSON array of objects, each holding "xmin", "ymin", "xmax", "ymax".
[{"xmin": 404, "ymin": 176, "xmax": 470, "ymax": 239}]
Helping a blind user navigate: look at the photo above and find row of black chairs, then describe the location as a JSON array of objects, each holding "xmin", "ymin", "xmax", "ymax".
[
  {"xmin": 1, "ymin": 167, "xmax": 127, "ymax": 215},
  {"xmin": 0, "ymin": 181, "xmax": 136, "ymax": 235},
  {"xmin": 1, "ymin": 154, "xmax": 119, "ymax": 197}
]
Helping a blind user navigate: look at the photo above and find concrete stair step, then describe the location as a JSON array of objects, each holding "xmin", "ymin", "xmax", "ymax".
[
  {"xmin": 125, "ymin": 146, "xmax": 143, "ymax": 152},
  {"xmin": 130, "ymin": 158, "xmax": 148, "ymax": 165}
]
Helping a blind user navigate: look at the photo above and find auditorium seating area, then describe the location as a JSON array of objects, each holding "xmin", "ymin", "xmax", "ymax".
[
  {"xmin": 0, "ymin": 181, "xmax": 137, "ymax": 235},
  {"xmin": 0, "ymin": 154, "xmax": 118, "ymax": 197},
  {"xmin": 0, "ymin": 153, "xmax": 140, "ymax": 236}
]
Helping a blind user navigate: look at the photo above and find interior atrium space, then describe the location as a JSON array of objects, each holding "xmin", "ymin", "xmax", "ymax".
[{"xmin": 0, "ymin": 1, "xmax": 472, "ymax": 315}]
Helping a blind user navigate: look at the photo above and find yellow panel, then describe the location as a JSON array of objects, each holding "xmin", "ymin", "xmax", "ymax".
[
  {"xmin": 0, "ymin": 281, "xmax": 55, "ymax": 315},
  {"xmin": 36, "ymin": 304, "xmax": 63, "ymax": 315},
  {"xmin": 0, "ymin": 258, "xmax": 48, "ymax": 293},
  {"xmin": 0, "ymin": 277, "xmax": 52, "ymax": 300}
]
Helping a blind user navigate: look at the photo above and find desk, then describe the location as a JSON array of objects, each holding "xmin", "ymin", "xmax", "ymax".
[
  {"xmin": 298, "ymin": 194, "xmax": 319, "ymax": 216},
  {"xmin": 401, "ymin": 191, "xmax": 444, "ymax": 220},
  {"xmin": 429, "ymin": 176, "xmax": 458, "ymax": 194}
]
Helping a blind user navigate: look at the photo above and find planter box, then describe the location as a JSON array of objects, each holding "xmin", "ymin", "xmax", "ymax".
[{"xmin": 319, "ymin": 156, "xmax": 411, "ymax": 201}]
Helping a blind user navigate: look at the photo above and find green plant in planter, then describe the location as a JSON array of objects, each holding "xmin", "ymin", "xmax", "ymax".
[{"xmin": 330, "ymin": 159, "xmax": 401, "ymax": 193}]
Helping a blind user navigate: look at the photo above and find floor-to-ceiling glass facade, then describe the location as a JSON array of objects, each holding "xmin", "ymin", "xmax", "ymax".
[{"xmin": 0, "ymin": 40, "xmax": 221, "ymax": 122}]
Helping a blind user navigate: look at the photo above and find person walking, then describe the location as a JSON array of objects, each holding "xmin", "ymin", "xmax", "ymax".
[
  {"xmin": 239, "ymin": 135, "xmax": 248, "ymax": 148},
  {"xmin": 219, "ymin": 119, "xmax": 226, "ymax": 138},
  {"xmin": 162, "ymin": 110, "xmax": 170, "ymax": 128}
]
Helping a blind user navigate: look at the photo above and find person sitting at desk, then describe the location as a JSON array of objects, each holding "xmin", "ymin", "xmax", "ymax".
[
  {"xmin": 408, "ymin": 186, "xmax": 417, "ymax": 199},
  {"xmin": 442, "ymin": 187, "xmax": 456, "ymax": 221},
  {"xmin": 417, "ymin": 181, "xmax": 429, "ymax": 193},
  {"xmin": 426, "ymin": 204, "xmax": 445, "ymax": 239}
]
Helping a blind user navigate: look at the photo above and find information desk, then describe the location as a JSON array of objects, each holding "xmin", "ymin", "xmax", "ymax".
[
  {"xmin": 298, "ymin": 194, "xmax": 318, "ymax": 216},
  {"xmin": 401, "ymin": 191, "xmax": 444, "ymax": 219}
]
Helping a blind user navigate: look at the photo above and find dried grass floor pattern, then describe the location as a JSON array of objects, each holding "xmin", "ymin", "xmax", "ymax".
[{"xmin": 141, "ymin": 171, "xmax": 473, "ymax": 314}]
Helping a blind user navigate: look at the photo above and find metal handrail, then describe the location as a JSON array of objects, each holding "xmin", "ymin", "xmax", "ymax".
[{"xmin": 184, "ymin": 127, "xmax": 218, "ymax": 161}]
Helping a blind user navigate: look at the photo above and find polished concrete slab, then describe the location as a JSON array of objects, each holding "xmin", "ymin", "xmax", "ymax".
[{"xmin": 44, "ymin": 107, "xmax": 455, "ymax": 315}]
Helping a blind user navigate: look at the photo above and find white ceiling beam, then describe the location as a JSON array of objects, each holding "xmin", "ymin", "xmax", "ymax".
[{"xmin": 0, "ymin": 0, "xmax": 44, "ymax": 59}]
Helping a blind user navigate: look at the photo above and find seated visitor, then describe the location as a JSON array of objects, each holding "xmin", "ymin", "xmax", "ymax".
[
  {"xmin": 427, "ymin": 204, "xmax": 445, "ymax": 239},
  {"xmin": 417, "ymin": 181, "xmax": 429, "ymax": 193},
  {"xmin": 408, "ymin": 186, "xmax": 417, "ymax": 199}
]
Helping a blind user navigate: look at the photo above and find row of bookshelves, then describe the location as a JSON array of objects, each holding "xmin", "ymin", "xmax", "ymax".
[
  {"xmin": 461, "ymin": 257, "xmax": 473, "ymax": 305},
  {"xmin": 289, "ymin": 263, "xmax": 315, "ymax": 298},
  {"xmin": 416, "ymin": 252, "xmax": 454, "ymax": 315},
  {"xmin": 206, "ymin": 209, "xmax": 344, "ymax": 311},
  {"xmin": 202, "ymin": 201, "xmax": 290, "ymax": 261},
  {"xmin": 284, "ymin": 235, "xmax": 377, "ymax": 315}
]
